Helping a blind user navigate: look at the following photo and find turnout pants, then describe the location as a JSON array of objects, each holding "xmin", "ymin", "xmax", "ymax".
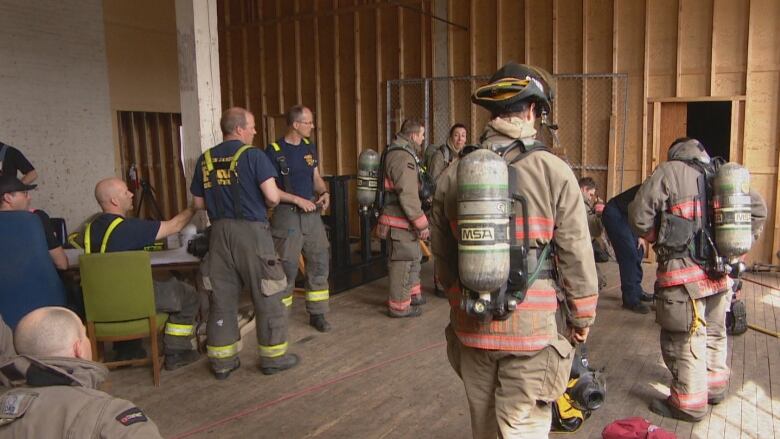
[
  {"xmin": 205, "ymin": 220, "xmax": 290, "ymax": 373},
  {"xmin": 386, "ymin": 228, "xmax": 421, "ymax": 315},
  {"xmin": 656, "ymin": 285, "xmax": 731, "ymax": 418},
  {"xmin": 446, "ymin": 326, "xmax": 572, "ymax": 439},
  {"xmin": 602, "ymin": 203, "xmax": 645, "ymax": 306},
  {"xmin": 154, "ymin": 278, "xmax": 200, "ymax": 354},
  {"xmin": 271, "ymin": 205, "xmax": 330, "ymax": 315}
]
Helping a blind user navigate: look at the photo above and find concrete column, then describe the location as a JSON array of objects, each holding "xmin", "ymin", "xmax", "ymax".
[
  {"xmin": 175, "ymin": 0, "xmax": 222, "ymax": 181},
  {"xmin": 431, "ymin": 0, "xmax": 451, "ymax": 145}
]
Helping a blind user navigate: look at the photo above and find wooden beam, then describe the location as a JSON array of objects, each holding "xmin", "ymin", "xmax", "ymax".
[
  {"xmin": 398, "ymin": 2, "xmax": 404, "ymax": 124},
  {"xmin": 313, "ymin": 1, "xmax": 324, "ymax": 170},
  {"xmin": 524, "ymin": 0, "xmax": 530, "ymax": 63},
  {"xmin": 608, "ymin": 0, "xmax": 619, "ymax": 196},
  {"xmin": 258, "ymin": 4, "xmax": 268, "ymax": 138},
  {"xmin": 581, "ymin": 0, "xmax": 589, "ymax": 174},
  {"xmin": 496, "ymin": 0, "xmax": 503, "ymax": 67},
  {"xmin": 354, "ymin": 1, "xmax": 363, "ymax": 163},
  {"xmin": 447, "ymin": 0, "xmax": 454, "ymax": 127},
  {"xmin": 469, "ymin": 0, "xmax": 476, "ymax": 138},
  {"xmin": 675, "ymin": 0, "xmax": 682, "ymax": 96},
  {"xmin": 294, "ymin": 0, "xmax": 303, "ymax": 104},
  {"xmin": 647, "ymin": 95, "xmax": 746, "ymax": 103},
  {"xmin": 333, "ymin": 0, "xmax": 343, "ymax": 175},
  {"xmin": 376, "ymin": 5, "xmax": 384, "ymax": 148},
  {"xmin": 275, "ymin": 0, "xmax": 285, "ymax": 113},
  {"xmin": 240, "ymin": 4, "xmax": 250, "ymax": 109}
]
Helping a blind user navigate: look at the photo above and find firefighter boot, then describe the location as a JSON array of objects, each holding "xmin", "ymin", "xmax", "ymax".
[
  {"xmin": 309, "ymin": 314, "xmax": 332, "ymax": 333},
  {"xmin": 164, "ymin": 350, "xmax": 200, "ymax": 371},
  {"xmin": 260, "ymin": 353, "xmax": 300, "ymax": 375}
]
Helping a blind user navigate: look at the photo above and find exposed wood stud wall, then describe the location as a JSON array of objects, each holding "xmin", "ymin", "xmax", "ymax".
[{"xmin": 219, "ymin": 0, "xmax": 780, "ymax": 263}]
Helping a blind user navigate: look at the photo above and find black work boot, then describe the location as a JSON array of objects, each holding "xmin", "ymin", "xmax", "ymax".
[
  {"xmin": 649, "ymin": 398, "xmax": 704, "ymax": 422},
  {"xmin": 708, "ymin": 393, "xmax": 725, "ymax": 405},
  {"xmin": 213, "ymin": 359, "xmax": 241, "ymax": 380},
  {"xmin": 164, "ymin": 350, "xmax": 200, "ymax": 371},
  {"xmin": 309, "ymin": 314, "xmax": 332, "ymax": 333},
  {"xmin": 260, "ymin": 353, "xmax": 300, "ymax": 375},
  {"xmin": 388, "ymin": 305, "xmax": 422, "ymax": 318},
  {"xmin": 411, "ymin": 295, "xmax": 427, "ymax": 306},
  {"xmin": 622, "ymin": 302, "xmax": 651, "ymax": 314},
  {"xmin": 640, "ymin": 292, "xmax": 654, "ymax": 302},
  {"xmin": 434, "ymin": 287, "xmax": 447, "ymax": 298}
]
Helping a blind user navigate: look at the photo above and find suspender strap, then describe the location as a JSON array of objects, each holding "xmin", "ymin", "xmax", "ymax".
[
  {"xmin": 204, "ymin": 145, "xmax": 253, "ymax": 219},
  {"xmin": 272, "ymin": 141, "xmax": 295, "ymax": 193},
  {"xmin": 84, "ymin": 217, "xmax": 124, "ymax": 254}
]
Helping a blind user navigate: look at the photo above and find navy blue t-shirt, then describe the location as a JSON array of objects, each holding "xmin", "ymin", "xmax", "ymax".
[
  {"xmin": 190, "ymin": 140, "xmax": 278, "ymax": 222},
  {"xmin": 87, "ymin": 213, "xmax": 160, "ymax": 253},
  {"xmin": 264, "ymin": 138, "xmax": 318, "ymax": 200}
]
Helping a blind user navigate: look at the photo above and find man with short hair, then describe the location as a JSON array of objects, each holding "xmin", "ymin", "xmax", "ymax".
[
  {"xmin": 85, "ymin": 177, "xmax": 200, "ymax": 370},
  {"xmin": 377, "ymin": 118, "xmax": 429, "ymax": 318},
  {"xmin": 192, "ymin": 107, "xmax": 299, "ymax": 380},
  {"xmin": 0, "ymin": 307, "xmax": 163, "ymax": 437},
  {"xmin": 579, "ymin": 176, "xmax": 610, "ymax": 294},
  {"xmin": 0, "ymin": 175, "xmax": 67, "ymax": 270},
  {"xmin": 265, "ymin": 105, "xmax": 332, "ymax": 332},
  {"xmin": 0, "ymin": 142, "xmax": 37, "ymax": 184}
]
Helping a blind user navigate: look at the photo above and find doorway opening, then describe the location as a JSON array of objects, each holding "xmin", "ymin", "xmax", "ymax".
[{"xmin": 687, "ymin": 101, "xmax": 731, "ymax": 161}]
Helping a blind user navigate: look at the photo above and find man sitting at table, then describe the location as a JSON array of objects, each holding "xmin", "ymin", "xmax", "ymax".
[{"xmin": 84, "ymin": 177, "xmax": 200, "ymax": 370}]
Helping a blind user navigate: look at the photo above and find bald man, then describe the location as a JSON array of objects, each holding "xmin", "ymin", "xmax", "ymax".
[
  {"xmin": 0, "ymin": 307, "xmax": 162, "ymax": 437},
  {"xmin": 82, "ymin": 177, "xmax": 200, "ymax": 370}
]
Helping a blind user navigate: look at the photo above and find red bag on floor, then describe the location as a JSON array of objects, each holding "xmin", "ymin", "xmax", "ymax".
[{"xmin": 602, "ymin": 417, "xmax": 676, "ymax": 439}]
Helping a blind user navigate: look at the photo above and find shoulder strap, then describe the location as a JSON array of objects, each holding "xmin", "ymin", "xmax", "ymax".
[
  {"xmin": 228, "ymin": 145, "xmax": 253, "ymax": 218},
  {"xmin": 84, "ymin": 217, "xmax": 124, "ymax": 254},
  {"xmin": 505, "ymin": 140, "xmax": 551, "ymax": 165},
  {"xmin": 203, "ymin": 148, "xmax": 224, "ymax": 218}
]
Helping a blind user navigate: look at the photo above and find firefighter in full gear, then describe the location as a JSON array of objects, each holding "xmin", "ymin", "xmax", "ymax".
[
  {"xmin": 425, "ymin": 123, "xmax": 467, "ymax": 298},
  {"xmin": 629, "ymin": 137, "xmax": 766, "ymax": 421},
  {"xmin": 85, "ymin": 177, "xmax": 200, "ymax": 370},
  {"xmin": 265, "ymin": 105, "xmax": 332, "ymax": 333},
  {"xmin": 0, "ymin": 307, "xmax": 163, "ymax": 438},
  {"xmin": 431, "ymin": 62, "xmax": 598, "ymax": 438},
  {"xmin": 191, "ymin": 107, "xmax": 299, "ymax": 380},
  {"xmin": 377, "ymin": 119, "xmax": 430, "ymax": 317}
]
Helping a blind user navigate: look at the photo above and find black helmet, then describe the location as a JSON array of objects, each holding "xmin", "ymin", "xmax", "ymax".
[{"xmin": 472, "ymin": 62, "xmax": 554, "ymax": 117}]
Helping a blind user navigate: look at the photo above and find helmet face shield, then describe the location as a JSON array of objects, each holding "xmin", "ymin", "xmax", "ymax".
[{"xmin": 472, "ymin": 63, "xmax": 554, "ymax": 116}]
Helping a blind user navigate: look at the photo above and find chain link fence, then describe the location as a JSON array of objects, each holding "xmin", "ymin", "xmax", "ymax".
[{"xmin": 387, "ymin": 73, "xmax": 629, "ymax": 196}]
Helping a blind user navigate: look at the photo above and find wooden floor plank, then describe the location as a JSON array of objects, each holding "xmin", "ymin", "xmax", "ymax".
[{"xmin": 97, "ymin": 262, "xmax": 780, "ymax": 438}]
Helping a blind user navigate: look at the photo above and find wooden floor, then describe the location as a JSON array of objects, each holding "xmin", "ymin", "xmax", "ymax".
[{"xmin": 106, "ymin": 261, "xmax": 780, "ymax": 439}]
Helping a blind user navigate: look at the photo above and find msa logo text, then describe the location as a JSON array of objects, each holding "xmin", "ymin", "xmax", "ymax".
[{"xmin": 461, "ymin": 227, "xmax": 494, "ymax": 241}]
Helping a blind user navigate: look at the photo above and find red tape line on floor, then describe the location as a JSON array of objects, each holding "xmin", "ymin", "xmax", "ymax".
[{"xmin": 170, "ymin": 341, "xmax": 446, "ymax": 439}]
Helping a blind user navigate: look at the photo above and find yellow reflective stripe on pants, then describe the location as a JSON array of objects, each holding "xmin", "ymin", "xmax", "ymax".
[
  {"xmin": 207, "ymin": 342, "xmax": 239, "ymax": 359},
  {"xmin": 306, "ymin": 289, "xmax": 329, "ymax": 302},
  {"xmin": 258, "ymin": 342, "xmax": 288, "ymax": 358},
  {"xmin": 164, "ymin": 322, "xmax": 194, "ymax": 337},
  {"xmin": 282, "ymin": 295, "xmax": 293, "ymax": 307}
]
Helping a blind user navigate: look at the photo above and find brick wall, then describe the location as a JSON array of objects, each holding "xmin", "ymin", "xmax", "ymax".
[{"xmin": 0, "ymin": 0, "xmax": 114, "ymax": 229}]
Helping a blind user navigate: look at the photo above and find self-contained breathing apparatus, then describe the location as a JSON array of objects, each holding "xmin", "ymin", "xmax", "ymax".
[
  {"xmin": 551, "ymin": 343, "xmax": 607, "ymax": 433},
  {"xmin": 456, "ymin": 142, "xmax": 554, "ymax": 322},
  {"xmin": 359, "ymin": 142, "xmax": 434, "ymax": 216},
  {"xmin": 656, "ymin": 151, "xmax": 754, "ymax": 279}
]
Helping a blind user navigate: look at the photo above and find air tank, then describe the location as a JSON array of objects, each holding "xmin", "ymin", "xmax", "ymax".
[
  {"xmin": 457, "ymin": 149, "xmax": 510, "ymax": 292},
  {"xmin": 357, "ymin": 149, "xmax": 380, "ymax": 208},
  {"xmin": 713, "ymin": 162, "xmax": 753, "ymax": 259}
]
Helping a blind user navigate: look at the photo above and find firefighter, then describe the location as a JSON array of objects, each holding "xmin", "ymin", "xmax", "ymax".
[
  {"xmin": 377, "ymin": 119, "xmax": 429, "ymax": 317},
  {"xmin": 0, "ymin": 307, "xmax": 162, "ymax": 438},
  {"xmin": 265, "ymin": 105, "xmax": 332, "ymax": 333},
  {"xmin": 629, "ymin": 137, "xmax": 766, "ymax": 421},
  {"xmin": 431, "ymin": 62, "xmax": 598, "ymax": 438},
  {"xmin": 86, "ymin": 177, "xmax": 200, "ymax": 370},
  {"xmin": 191, "ymin": 107, "xmax": 299, "ymax": 380}
]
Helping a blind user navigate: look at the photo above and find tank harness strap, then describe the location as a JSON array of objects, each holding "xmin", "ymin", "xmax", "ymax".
[
  {"xmin": 84, "ymin": 217, "xmax": 124, "ymax": 254},
  {"xmin": 204, "ymin": 148, "xmax": 224, "ymax": 219}
]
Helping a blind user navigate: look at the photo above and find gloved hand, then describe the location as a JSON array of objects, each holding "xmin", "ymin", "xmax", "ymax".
[{"xmin": 417, "ymin": 227, "xmax": 430, "ymax": 240}]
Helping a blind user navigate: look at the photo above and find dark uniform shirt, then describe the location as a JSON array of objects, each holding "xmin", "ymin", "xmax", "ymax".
[
  {"xmin": 87, "ymin": 213, "xmax": 160, "ymax": 253},
  {"xmin": 608, "ymin": 184, "xmax": 641, "ymax": 216},
  {"xmin": 264, "ymin": 138, "xmax": 318, "ymax": 200},
  {"xmin": 0, "ymin": 143, "xmax": 34, "ymax": 178},
  {"xmin": 191, "ymin": 140, "xmax": 277, "ymax": 222}
]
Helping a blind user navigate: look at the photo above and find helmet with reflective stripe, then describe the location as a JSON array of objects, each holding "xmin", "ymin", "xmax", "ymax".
[{"xmin": 472, "ymin": 62, "xmax": 554, "ymax": 117}]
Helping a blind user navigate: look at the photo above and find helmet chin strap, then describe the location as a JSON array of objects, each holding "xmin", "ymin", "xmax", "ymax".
[{"xmin": 540, "ymin": 110, "xmax": 561, "ymax": 149}]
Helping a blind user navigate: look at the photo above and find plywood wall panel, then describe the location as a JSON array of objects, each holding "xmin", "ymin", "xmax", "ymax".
[
  {"xmin": 615, "ymin": 0, "xmax": 645, "ymax": 182},
  {"xmin": 499, "ymin": 0, "xmax": 524, "ymax": 65},
  {"xmin": 645, "ymin": 0, "xmax": 678, "ymax": 98},
  {"xmin": 358, "ymin": 8, "xmax": 379, "ymax": 150},
  {"xmin": 315, "ymin": 0, "xmax": 337, "ymax": 174},
  {"xmin": 677, "ymin": 0, "xmax": 712, "ymax": 97},
  {"xmin": 554, "ymin": 0, "xmax": 582, "ymax": 74},
  {"xmin": 298, "ymin": 2, "xmax": 318, "ymax": 111},
  {"xmin": 584, "ymin": 0, "xmax": 612, "ymax": 73},
  {"xmin": 449, "ymin": 0, "xmax": 471, "ymax": 136},
  {"xmin": 711, "ymin": 0, "xmax": 748, "ymax": 96},
  {"xmin": 338, "ymin": 7, "xmax": 357, "ymax": 174},
  {"xmin": 526, "ymin": 0, "xmax": 553, "ymax": 72}
]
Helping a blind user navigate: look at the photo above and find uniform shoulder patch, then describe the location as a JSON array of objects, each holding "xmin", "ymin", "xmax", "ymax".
[
  {"xmin": 115, "ymin": 407, "xmax": 148, "ymax": 426},
  {"xmin": 407, "ymin": 162, "xmax": 416, "ymax": 170},
  {"xmin": 0, "ymin": 390, "xmax": 37, "ymax": 425}
]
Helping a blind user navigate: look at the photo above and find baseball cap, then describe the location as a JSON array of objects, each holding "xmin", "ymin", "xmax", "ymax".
[{"xmin": 0, "ymin": 175, "xmax": 37, "ymax": 196}]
